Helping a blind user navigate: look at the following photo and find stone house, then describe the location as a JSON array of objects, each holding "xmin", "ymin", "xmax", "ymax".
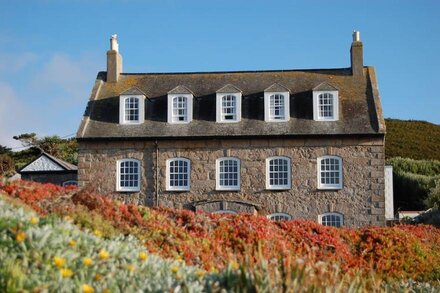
[
  {"xmin": 19, "ymin": 152, "xmax": 78, "ymax": 186},
  {"xmin": 77, "ymin": 32, "xmax": 386, "ymax": 227}
]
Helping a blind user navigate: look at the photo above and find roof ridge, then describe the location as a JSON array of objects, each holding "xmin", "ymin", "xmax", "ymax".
[{"xmin": 119, "ymin": 67, "xmax": 353, "ymax": 76}]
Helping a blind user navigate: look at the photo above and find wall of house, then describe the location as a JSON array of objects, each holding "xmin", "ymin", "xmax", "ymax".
[
  {"xmin": 21, "ymin": 172, "xmax": 77, "ymax": 186},
  {"xmin": 78, "ymin": 136, "xmax": 385, "ymax": 227}
]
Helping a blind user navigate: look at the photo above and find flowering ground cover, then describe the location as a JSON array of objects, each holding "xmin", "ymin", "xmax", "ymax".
[{"xmin": 1, "ymin": 179, "xmax": 440, "ymax": 291}]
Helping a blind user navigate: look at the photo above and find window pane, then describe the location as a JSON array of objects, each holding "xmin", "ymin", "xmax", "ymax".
[
  {"xmin": 268, "ymin": 158, "xmax": 290, "ymax": 188},
  {"xmin": 125, "ymin": 97, "xmax": 139, "ymax": 122},
  {"xmin": 172, "ymin": 97, "xmax": 188, "ymax": 122},
  {"xmin": 318, "ymin": 93, "xmax": 334, "ymax": 118},
  {"xmin": 218, "ymin": 159, "xmax": 239, "ymax": 188},
  {"xmin": 269, "ymin": 94, "xmax": 285, "ymax": 120},
  {"xmin": 119, "ymin": 160, "xmax": 139, "ymax": 189},
  {"xmin": 319, "ymin": 157, "xmax": 341, "ymax": 188},
  {"xmin": 221, "ymin": 95, "xmax": 237, "ymax": 121},
  {"xmin": 169, "ymin": 159, "xmax": 189, "ymax": 189}
]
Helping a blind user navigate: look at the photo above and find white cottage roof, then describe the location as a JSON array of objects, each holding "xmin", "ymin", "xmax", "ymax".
[{"xmin": 19, "ymin": 153, "xmax": 77, "ymax": 173}]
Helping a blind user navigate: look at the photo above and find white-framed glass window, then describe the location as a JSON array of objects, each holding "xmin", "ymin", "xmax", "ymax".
[
  {"xmin": 264, "ymin": 91, "xmax": 290, "ymax": 122},
  {"xmin": 266, "ymin": 156, "xmax": 291, "ymax": 189},
  {"xmin": 317, "ymin": 156, "xmax": 343, "ymax": 189},
  {"xmin": 216, "ymin": 92, "xmax": 242, "ymax": 122},
  {"xmin": 116, "ymin": 159, "xmax": 141, "ymax": 192},
  {"xmin": 166, "ymin": 158, "xmax": 190, "ymax": 191},
  {"xmin": 216, "ymin": 157, "xmax": 240, "ymax": 190},
  {"xmin": 167, "ymin": 93, "xmax": 193, "ymax": 124},
  {"xmin": 313, "ymin": 90, "xmax": 339, "ymax": 121},
  {"xmin": 267, "ymin": 213, "xmax": 292, "ymax": 221},
  {"xmin": 319, "ymin": 212, "xmax": 343, "ymax": 227},
  {"xmin": 62, "ymin": 180, "xmax": 77, "ymax": 187},
  {"xmin": 119, "ymin": 95, "xmax": 145, "ymax": 124}
]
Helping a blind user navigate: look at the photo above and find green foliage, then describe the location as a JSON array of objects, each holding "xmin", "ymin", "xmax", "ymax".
[
  {"xmin": 11, "ymin": 134, "xmax": 78, "ymax": 171},
  {"xmin": 0, "ymin": 145, "xmax": 12, "ymax": 156},
  {"xmin": 425, "ymin": 180, "xmax": 440, "ymax": 209},
  {"xmin": 1, "ymin": 193, "xmax": 439, "ymax": 292},
  {"xmin": 69, "ymin": 207, "xmax": 121, "ymax": 238},
  {"xmin": 387, "ymin": 157, "xmax": 440, "ymax": 176},
  {"xmin": 385, "ymin": 119, "xmax": 440, "ymax": 160},
  {"xmin": 11, "ymin": 147, "xmax": 40, "ymax": 171},
  {"xmin": 387, "ymin": 157, "xmax": 440, "ymax": 210}
]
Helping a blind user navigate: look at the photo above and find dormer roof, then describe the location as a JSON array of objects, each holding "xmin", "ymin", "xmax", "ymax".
[
  {"xmin": 264, "ymin": 83, "xmax": 290, "ymax": 92},
  {"xmin": 168, "ymin": 85, "xmax": 194, "ymax": 95},
  {"xmin": 216, "ymin": 84, "xmax": 242, "ymax": 93},
  {"xmin": 120, "ymin": 86, "xmax": 146, "ymax": 96},
  {"xmin": 313, "ymin": 82, "xmax": 339, "ymax": 91}
]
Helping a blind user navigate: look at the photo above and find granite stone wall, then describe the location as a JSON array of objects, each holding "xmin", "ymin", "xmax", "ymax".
[{"xmin": 78, "ymin": 136, "xmax": 385, "ymax": 227}]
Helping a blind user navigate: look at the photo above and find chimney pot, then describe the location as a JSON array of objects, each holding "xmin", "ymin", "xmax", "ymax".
[
  {"xmin": 353, "ymin": 31, "xmax": 360, "ymax": 42},
  {"xmin": 110, "ymin": 34, "xmax": 119, "ymax": 52}
]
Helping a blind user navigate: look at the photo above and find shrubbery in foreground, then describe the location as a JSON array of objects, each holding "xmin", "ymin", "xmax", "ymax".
[{"xmin": 1, "ymin": 180, "xmax": 440, "ymax": 291}]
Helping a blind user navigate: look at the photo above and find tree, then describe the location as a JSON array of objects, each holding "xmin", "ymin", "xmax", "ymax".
[
  {"xmin": 425, "ymin": 179, "xmax": 440, "ymax": 210},
  {"xmin": 0, "ymin": 145, "xmax": 12, "ymax": 155},
  {"xmin": 12, "ymin": 133, "xmax": 78, "ymax": 170}
]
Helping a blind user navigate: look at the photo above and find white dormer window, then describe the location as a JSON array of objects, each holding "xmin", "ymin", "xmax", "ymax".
[
  {"xmin": 119, "ymin": 95, "xmax": 145, "ymax": 124},
  {"xmin": 313, "ymin": 83, "xmax": 339, "ymax": 121},
  {"xmin": 216, "ymin": 84, "xmax": 242, "ymax": 123},
  {"xmin": 264, "ymin": 84, "xmax": 290, "ymax": 122},
  {"xmin": 168, "ymin": 86, "xmax": 193, "ymax": 124}
]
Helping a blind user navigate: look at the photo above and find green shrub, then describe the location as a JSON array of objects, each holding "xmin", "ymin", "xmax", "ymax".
[{"xmin": 386, "ymin": 157, "xmax": 440, "ymax": 210}]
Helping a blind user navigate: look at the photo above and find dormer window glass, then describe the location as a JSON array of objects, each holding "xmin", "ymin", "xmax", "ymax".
[
  {"xmin": 269, "ymin": 94, "xmax": 285, "ymax": 120},
  {"xmin": 318, "ymin": 93, "xmax": 334, "ymax": 119},
  {"xmin": 124, "ymin": 97, "xmax": 139, "ymax": 122},
  {"xmin": 172, "ymin": 96, "xmax": 188, "ymax": 122},
  {"xmin": 222, "ymin": 95, "xmax": 237, "ymax": 121}
]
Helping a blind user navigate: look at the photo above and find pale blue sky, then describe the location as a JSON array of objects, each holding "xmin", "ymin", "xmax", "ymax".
[{"xmin": 0, "ymin": 0, "xmax": 439, "ymax": 148}]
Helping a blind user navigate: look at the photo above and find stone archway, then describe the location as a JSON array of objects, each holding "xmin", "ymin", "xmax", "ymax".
[{"xmin": 192, "ymin": 200, "xmax": 259, "ymax": 215}]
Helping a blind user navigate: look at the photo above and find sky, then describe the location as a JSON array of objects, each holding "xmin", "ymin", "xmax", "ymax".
[{"xmin": 0, "ymin": 0, "xmax": 439, "ymax": 149}]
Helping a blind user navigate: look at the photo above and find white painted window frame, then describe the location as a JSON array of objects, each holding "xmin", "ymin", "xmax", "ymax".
[
  {"xmin": 116, "ymin": 159, "xmax": 141, "ymax": 192},
  {"xmin": 119, "ymin": 95, "xmax": 145, "ymax": 124},
  {"xmin": 166, "ymin": 158, "xmax": 191, "ymax": 191},
  {"xmin": 216, "ymin": 92, "xmax": 242, "ymax": 123},
  {"xmin": 216, "ymin": 157, "xmax": 241, "ymax": 191},
  {"xmin": 318, "ymin": 212, "xmax": 344, "ymax": 227},
  {"xmin": 267, "ymin": 213, "xmax": 292, "ymax": 221},
  {"xmin": 264, "ymin": 91, "xmax": 290, "ymax": 122},
  {"xmin": 317, "ymin": 156, "xmax": 343, "ymax": 190},
  {"xmin": 62, "ymin": 180, "xmax": 78, "ymax": 187},
  {"xmin": 266, "ymin": 156, "xmax": 291, "ymax": 190},
  {"xmin": 313, "ymin": 90, "xmax": 339, "ymax": 121},
  {"xmin": 167, "ymin": 93, "xmax": 193, "ymax": 124}
]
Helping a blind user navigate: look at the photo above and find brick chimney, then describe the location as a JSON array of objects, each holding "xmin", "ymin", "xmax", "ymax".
[
  {"xmin": 350, "ymin": 31, "xmax": 363, "ymax": 78},
  {"xmin": 107, "ymin": 34, "xmax": 123, "ymax": 83}
]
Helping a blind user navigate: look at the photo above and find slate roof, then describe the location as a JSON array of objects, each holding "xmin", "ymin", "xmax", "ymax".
[
  {"xmin": 19, "ymin": 152, "xmax": 77, "ymax": 173},
  {"xmin": 77, "ymin": 67, "xmax": 385, "ymax": 140}
]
